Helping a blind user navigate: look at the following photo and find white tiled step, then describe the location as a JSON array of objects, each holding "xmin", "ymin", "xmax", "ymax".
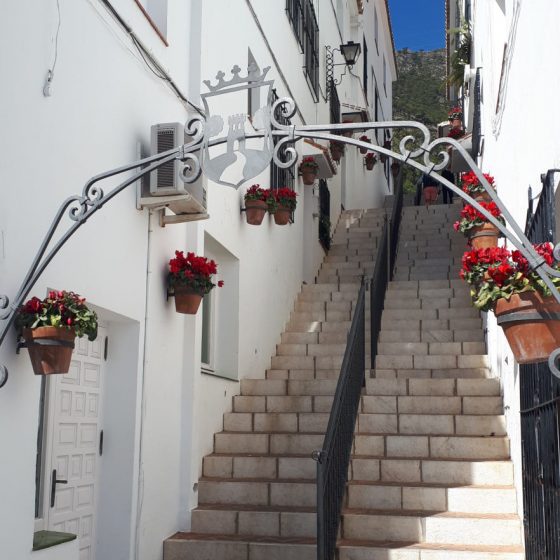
[
  {"xmin": 356, "ymin": 413, "xmax": 506, "ymax": 436},
  {"xmin": 337, "ymin": 540, "xmax": 524, "ymax": 560},
  {"xmin": 341, "ymin": 510, "xmax": 522, "ymax": 546},
  {"xmin": 191, "ymin": 505, "xmax": 316, "ymax": 538},
  {"xmin": 233, "ymin": 394, "xmax": 333, "ymax": 413},
  {"xmin": 240, "ymin": 379, "xmax": 338, "ymax": 396},
  {"xmin": 198, "ymin": 478, "xmax": 316, "ymax": 507},
  {"xmin": 375, "ymin": 354, "xmax": 490, "ymax": 371},
  {"xmin": 349, "ymin": 457, "xmax": 514, "ymax": 486},
  {"xmin": 376, "ymin": 342, "xmax": 486, "ymax": 356},
  {"xmin": 365, "ymin": 378, "xmax": 501, "ymax": 396},
  {"xmin": 164, "ymin": 534, "xmax": 316, "ymax": 560},
  {"xmin": 214, "ymin": 432, "xmax": 324, "ymax": 454},
  {"xmin": 346, "ymin": 482, "xmax": 517, "ymax": 513},
  {"xmin": 223, "ymin": 411, "xmax": 330, "ymax": 433},
  {"xmin": 352, "ymin": 434, "xmax": 510, "ymax": 459}
]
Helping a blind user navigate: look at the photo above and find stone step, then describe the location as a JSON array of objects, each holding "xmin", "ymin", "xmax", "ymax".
[
  {"xmin": 276, "ymin": 343, "xmax": 348, "ymax": 356},
  {"xmin": 191, "ymin": 505, "xmax": 316, "ymax": 538},
  {"xmin": 294, "ymin": 300, "xmax": 353, "ymax": 312},
  {"xmin": 383, "ymin": 297, "xmax": 472, "ymax": 310},
  {"xmin": 356, "ymin": 413, "xmax": 506, "ymax": 436},
  {"xmin": 341, "ymin": 510, "xmax": 522, "ymax": 547},
  {"xmin": 385, "ymin": 287, "xmax": 471, "ymax": 299},
  {"xmin": 337, "ymin": 540, "xmax": 524, "ymax": 560},
  {"xmin": 379, "ymin": 329, "xmax": 484, "ymax": 343},
  {"xmin": 376, "ymin": 342, "xmax": 486, "ymax": 356},
  {"xmin": 372, "ymin": 367, "xmax": 492, "ymax": 380},
  {"xmin": 164, "ymin": 533, "xmax": 316, "ymax": 560},
  {"xmin": 381, "ymin": 308, "xmax": 480, "ymax": 321},
  {"xmin": 281, "ymin": 331, "xmax": 371, "ymax": 344},
  {"xmin": 350, "ymin": 457, "xmax": 514, "ymax": 486},
  {"xmin": 362, "ymin": 394, "xmax": 502, "ymax": 415},
  {"xmin": 375, "ymin": 354, "xmax": 490, "ymax": 371},
  {"xmin": 353, "ymin": 434, "xmax": 510, "ymax": 460},
  {"xmin": 240, "ymin": 378, "xmax": 338, "ymax": 396},
  {"xmin": 203, "ymin": 454, "xmax": 317, "ymax": 480},
  {"xmin": 346, "ymin": 481, "xmax": 517, "ymax": 514},
  {"xmin": 265, "ymin": 369, "xmax": 342, "ymax": 381},
  {"xmin": 232, "ymin": 395, "xmax": 333, "ymax": 413},
  {"xmin": 270, "ymin": 355, "xmax": 348, "ymax": 370},
  {"xmin": 388, "ymin": 280, "xmax": 465, "ymax": 290},
  {"xmin": 223, "ymin": 412, "xmax": 330, "ymax": 433},
  {"xmin": 198, "ymin": 478, "xmax": 316, "ymax": 508},
  {"xmin": 365, "ymin": 378, "xmax": 501, "ymax": 397},
  {"xmin": 380, "ymin": 318, "xmax": 483, "ymax": 331}
]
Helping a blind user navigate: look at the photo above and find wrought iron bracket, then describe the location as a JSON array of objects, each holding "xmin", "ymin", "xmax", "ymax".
[{"xmin": 3, "ymin": 68, "xmax": 560, "ymax": 386}]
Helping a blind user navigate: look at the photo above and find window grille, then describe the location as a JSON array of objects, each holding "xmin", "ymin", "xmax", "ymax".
[
  {"xmin": 329, "ymin": 79, "xmax": 340, "ymax": 124},
  {"xmin": 285, "ymin": 0, "xmax": 304, "ymax": 49},
  {"xmin": 269, "ymin": 90, "xmax": 295, "ymax": 191},
  {"xmin": 302, "ymin": 0, "xmax": 319, "ymax": 97}
]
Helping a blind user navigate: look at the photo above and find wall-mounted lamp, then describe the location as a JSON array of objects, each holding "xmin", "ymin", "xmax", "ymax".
[{"xmin": 326, "ymin": 41, "xmax": 362, "ymax": 100}]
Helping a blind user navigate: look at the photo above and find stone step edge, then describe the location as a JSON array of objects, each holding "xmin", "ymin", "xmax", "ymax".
[
  {"xmin": 336, "ymin": 538, "xmax": 524, "ymax": 553},
  {"xmin": 205, "ymin": 453, "xmax": 514, "ymax": 462},
  {"xmin": 166, "ymin": 532, "xmax": 315, "ymax": 544},
  {"xmin": 342, "ymin": 508, "xmax": 519, "ymax": 520}
]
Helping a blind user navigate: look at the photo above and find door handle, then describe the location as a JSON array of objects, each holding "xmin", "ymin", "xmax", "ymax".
[{"xmin": 50, "ymin": 468, "xmax": 68, "ymax": 508}]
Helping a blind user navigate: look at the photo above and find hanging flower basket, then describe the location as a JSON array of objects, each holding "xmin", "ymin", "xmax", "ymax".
[
  {"xmin": 270, "ymin": 188, "xmax": 297, "ymax": 226},
  {"xmin": 469, "ymin": 222, "xmax": 501, "ymax": 249},
  {"xmin": 174, "ymin": 287, "xmax": 204, "ymax": 314},
  {"xmin": 454, "ymin": 201, "xmax": 504, "ymax": 249},
  {"xmin": 495, "ymin": 292, "xmax": 560, "ymax": 364},
  {"xmin": 298, "ymin": 157, "xmax": 319, "ymax": 186},
  {"xmin": 15, "ymin": 291, "xmax": 98, "ymax": 375},
  {"xmin": 168, "ymin": 251, "xmax": 224, "ymax": 314},
  {"xmin": 274, "ymin": 206, "xmax": 292, "ymax": 225},
  {"xmin": 358, "ymin": 135, "xmax": 369, "ymax": 154},
  {"xmin": 365, "ymin": 153, "xmax": 377, "ymax": 171},
  {"xmin": 244, "ymin": 184, "xmax": 272, "ymax": 225},
  {"xmin": 23, "ymin": 327, "xmax": 76, "ymax": 375}
]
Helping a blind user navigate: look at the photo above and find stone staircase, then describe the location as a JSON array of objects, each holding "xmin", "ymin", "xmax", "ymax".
[
  {"xmin": 164, "ymin": 208, "xmax": 385, "ymax": 560},
  {"xmin": 337, "ymin": 203, "xmax": 525, "ymax": 560},
  {"xmin": 164, "ymin": 202, "xmax": 524, "ymax": 560}
]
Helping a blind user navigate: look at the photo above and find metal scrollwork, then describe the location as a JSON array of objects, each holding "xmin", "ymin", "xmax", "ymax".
[
  {"xmin": 179, "ymin": 153, "xmax": 202, "ymax": 183},
  {"xmin": 549, "ymin": 348, "xmax": 560, "ymax": 379},
  {"xmin": 0, "ymin": 295, "xmax": 11, "ymax": 320},
  {"xmin": 68, "ymin": 184, "xmax": 104, "ymax": 222}
]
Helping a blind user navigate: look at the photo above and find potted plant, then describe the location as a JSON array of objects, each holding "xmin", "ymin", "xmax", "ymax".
[
  {"xmin": 460, "ymin": 244, "xmax": 560, "ymax": 363},
  {"xmin": 168, "ymin": 251, "xmax": 224, "ymax": 314},
  {"xmin": 447, "ymin": 126, "xmax": 465, "ymax": 140},
  {"xmin": 298, "ymin": 157, "xmax": 319, "ymax": 186},
  {"xmin": 15, "ymin": 291, "xmax": 98, "ymax": 375},
  {"xmin": 358, "ymin": 135, "xmax": 370, "ymax": 155},
  {"xmin": 244, "ymin": 184, "xmax": 272, "ymax": 225},
  {"xmin": 448, "ymin": 106, "xmax": 463, "ymax": 128},
  {"xmin": 453, "ymin": 201, "xmax": 504, "ymax": 249},
  {"xmin": 365, "ymin": 153, "xmax": 377, "ymax": 171},
  {"xmin": 461, "ymin": 171, "xmax": 496, "ymax": 202},
  {"xmin": 272, "ymin": 187, "xmax": 297, "ymax": 226},
  {"xmin": 330, "ymin": 140, "xmax": 345, "ymax": 163}
]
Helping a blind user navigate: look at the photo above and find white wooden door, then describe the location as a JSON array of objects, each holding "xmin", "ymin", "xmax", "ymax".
[{"xmin": 45, "ymin": 327, "xmax": 106, "ymax": 560}]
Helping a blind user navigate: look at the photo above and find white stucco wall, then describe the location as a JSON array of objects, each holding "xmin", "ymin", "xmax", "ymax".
[
  {"xmin": 469, "ymin": 0, "xmax": 560, "ymax": 528},
  {"xmin": 0, "ymin": 1, "xmax": 395, "ymax": 559}
]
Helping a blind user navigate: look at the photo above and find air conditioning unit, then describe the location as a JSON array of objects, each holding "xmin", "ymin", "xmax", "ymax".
[
  {"xmin": 150, "ymin": 122, "xmax": 189, "ymax": 196},
  {"xmin": 137, "ymin": 123, "xmax": 208, "ymax": 220}
]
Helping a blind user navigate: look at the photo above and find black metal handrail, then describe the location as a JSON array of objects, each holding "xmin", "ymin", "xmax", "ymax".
[
  {"xmin": 389, "ymin": 171, "xmax": 404, "ymax": 279},
  {"xmin": 370, "ymin": 219, "xmax": 388, "ymax": 371},
  {"xmin": 315, "ymin": 281, "xmax": 365, "ymax": 560},
  {"xmin": 525, "ymin": 169, "xmax": 558, "ymax": 244}
]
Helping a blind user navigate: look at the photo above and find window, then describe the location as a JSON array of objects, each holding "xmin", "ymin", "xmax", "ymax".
[
  {"xmin": 134, "ymin": 0, "xmax": 168, "ymax": 43},
  {"xmin": 302, "ymin": 0, "xmax": 320, "ymax": 98},
  {"xmin": 286, "ymin": 0, "xmax": 319, "ymax": 99},
  {"xmin": 383, "ymin": 55, "xmax": 387, "ymax": 96},
  {"xmin": 270, "ymin": 89, "xmax": 295, "ymax": 191},
  {"xmin": 201, "ymin": 235, "xmax": 240, "ymax": 381},
  {"xmin": 286, "ymin": 0, "xmax": 305, "ymax": 49},
  {"xmin": 362, "ymin": 38, "xmax": 368, "ymax": 102},
  {"xmin": 374, "ymin": 7, "xmax": 379, "ymax": 53},
  {"xmin": 329, "ymin": 80, "xmax": 340, "ymax": 124}
]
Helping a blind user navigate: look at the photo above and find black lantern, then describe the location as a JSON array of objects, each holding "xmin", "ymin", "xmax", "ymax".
[{"xmin": 339, "ymin": 41, "xmax": 361, "ymax": 67}]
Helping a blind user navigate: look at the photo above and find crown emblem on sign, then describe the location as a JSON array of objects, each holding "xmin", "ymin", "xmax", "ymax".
[{"xmin": 203, "ymin": 63, "xmax": 271, "ymax": 92}]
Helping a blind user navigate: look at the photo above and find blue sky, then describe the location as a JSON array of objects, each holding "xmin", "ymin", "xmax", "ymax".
[{"xmin": 387, "ymin": 0, "xmax": 446, "ymax": 52}]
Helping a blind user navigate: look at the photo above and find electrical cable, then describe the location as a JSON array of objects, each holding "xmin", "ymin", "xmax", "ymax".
[
  {"xmin": 98, "ymin": 0, "xmax": 205, "ymax": 117},
  {"xmin": 43, "ymin": 0, "xmax": 62, "ymax": 96}
]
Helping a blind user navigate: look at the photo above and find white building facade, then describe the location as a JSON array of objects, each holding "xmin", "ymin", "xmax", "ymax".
[
  {"xmin": 0, "ymin": 1, "xmax": 396, "ymax": 559},
  {"xmin": 447, "ymin": 0, "xmax": 560, "ymax": 550}
]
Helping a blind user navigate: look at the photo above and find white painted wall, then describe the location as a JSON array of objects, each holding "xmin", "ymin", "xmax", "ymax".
[
  {"xmin": 0, "ymin": 1, "xmax": 396, "ymax": 559},
  {"xmin": 467, "ymin": 0, "xmax": 560, "ymax": 529}
]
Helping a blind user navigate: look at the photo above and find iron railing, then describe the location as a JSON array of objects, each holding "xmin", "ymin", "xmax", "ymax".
[
  {"xmin": 389, "ymin": 172, "xmax": 404, "ymax": 279},
  {"xmin": 270, "ymin": 89, "xmax": 295, "ymax": 190},
  {"xmin": 520, "ymin": 362, "xmax": 560, "ymax": 560},
  {"xmin": 315, "ymin": 282, "xmax": 365, "ymax": 560},
  {"xmin": 370, "ymin": 219, "xmax": 388, "ymax": 370},
  {"xmin": 521, "ymin": 180, "xmax": 559, "ymax": 559},
  {"xmin": 525, "ymin": 170, "xmax": 558, "ymax": 244}
]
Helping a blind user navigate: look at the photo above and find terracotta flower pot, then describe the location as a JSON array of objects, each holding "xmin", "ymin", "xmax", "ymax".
[
  {"xmin": 330, "ymin": 145, "xmax": 343, "ymax": 163},
  {"xmin": 359, "ymin": 146, "xmax": 368, "ymax": 155},
  {"xmin": 23, "ymin": 326, "xmax": 75, "ymax": 375},
  {"xmin": 301, "ymin": 170, "xmax": 317, "ymax": 186},
  {"xmin": 495, "ymin": 292, "xmax": 560, "ymax": 364},
  {"xmin": 469, "ymin": 222, "xmax": 500, "ymax": 249},
  {"xmin": 245, "ymin": 199, "xmax": 267, "ymax": 225},
  {"xmin": 366, "ymin": 159, "xmax": 375, "ymax": 171},
  {"xmin": 174, "ymin": 287, "xmax": 204, "ymax": 314},
  {"xmin": 452, "ymin": 118, "xmax": 462, "ymax": 128},
  {"xmin": 274, "ymin": 205, "xmax": 291, "ymax": 226}
]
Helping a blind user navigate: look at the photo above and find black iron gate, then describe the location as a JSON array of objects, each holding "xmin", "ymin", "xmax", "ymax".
[{"xmin": 521, "ymin": 168, "xmax": 559, "ymax": 559}]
